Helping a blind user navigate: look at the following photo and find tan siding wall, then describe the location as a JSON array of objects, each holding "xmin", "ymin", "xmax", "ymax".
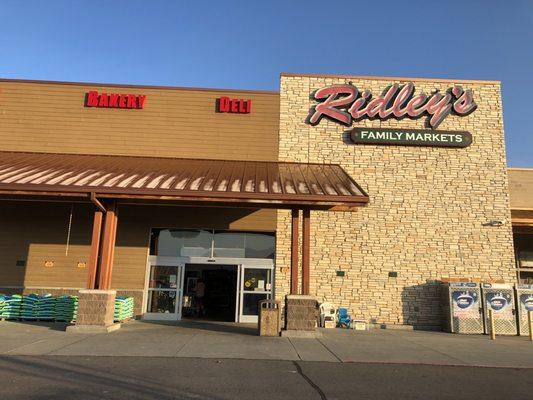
[
  {"xmin": 0, "ymin": 201, "xmax": 92, "ymax": 288},
  {"xmin": 0, "ymin": 201, "xmax": 276, "ymax": 291},
  {"xmin": 0, "ymin": 80, "xmax": 279, "ymax": 161},
  {"xmin": 508, "ymin": 169, "xmax": 533, "ymax": 210}
]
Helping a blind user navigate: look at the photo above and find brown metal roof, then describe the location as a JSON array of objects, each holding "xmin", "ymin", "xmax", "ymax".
[{"xmin": 0, "ymin": 151, "xmax": 369, "ymax": 208}]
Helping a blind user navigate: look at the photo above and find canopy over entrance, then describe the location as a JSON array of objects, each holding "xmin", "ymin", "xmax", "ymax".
[
  {"xmin": 0, "ymin": 150, "xmax": 369, "ymax": 294},
  {"xmin": 0, "ymin": 151, "xmax": 368, "ymax": 209}
]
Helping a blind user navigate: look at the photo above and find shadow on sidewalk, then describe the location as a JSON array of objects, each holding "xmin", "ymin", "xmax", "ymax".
[
  {"xmin": 137, "ymin": 319, "xmax": 258, "ymax": 336},
  {"xmin": 3, "ymin": 320, "xmax": 69, "ymax": 332}
]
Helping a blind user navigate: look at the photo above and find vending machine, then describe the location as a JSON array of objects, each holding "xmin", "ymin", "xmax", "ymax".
[
  {"xmin": 516, "ymin": 284, "xmax": 533, "ymax": 336},
  {"xmin": 481, "ymin": 283, "xmax": 517, "ymax": 335},
  {"xmin": 442, "ymin": 282, "xmax": 483, "ymax": 334}
]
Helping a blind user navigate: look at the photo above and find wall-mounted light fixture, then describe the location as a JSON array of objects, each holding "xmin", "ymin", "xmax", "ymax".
[{"xmin": 482, "ymin": 220, "xmax": 504, "ymax": 227}]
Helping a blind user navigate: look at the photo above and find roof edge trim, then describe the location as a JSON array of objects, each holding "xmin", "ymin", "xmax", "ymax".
[
  {"xmin": 0, "ymin": 77, "xmax": 280, "ymax": 95},
  {"xmin": 280, "ymin": 72, "xmax": 500, "ymax": 85}
]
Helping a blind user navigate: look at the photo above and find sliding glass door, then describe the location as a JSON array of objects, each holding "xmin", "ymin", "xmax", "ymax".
[
  {"xmin": 238, "ymin": 264, "xmax": 274, "ymax": 323},
  {"xmin": 144, "ymin": 258, "xmax": 185, "ymax": 320}
]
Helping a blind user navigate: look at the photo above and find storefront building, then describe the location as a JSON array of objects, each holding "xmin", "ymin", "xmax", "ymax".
[{"xmin": 0, "ymin": 73, "xmax": 531, "ymax": 329}]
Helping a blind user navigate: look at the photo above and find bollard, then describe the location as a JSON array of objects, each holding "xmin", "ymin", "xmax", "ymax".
[
  {"xmin": 489, "ymin": 309, "xmax": 496, "ymax": 340},
  {"xmin": 527, "ymin": 311, "xmax": 533, "ymax": 342}
]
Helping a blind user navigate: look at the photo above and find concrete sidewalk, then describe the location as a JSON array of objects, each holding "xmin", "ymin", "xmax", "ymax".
[{"xmin": 2, "ymin": 319, "xmax": 533, "ymax": 368}]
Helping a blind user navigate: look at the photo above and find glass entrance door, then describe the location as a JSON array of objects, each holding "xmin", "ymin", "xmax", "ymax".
[
  {"xmin": 144, "ymin": 259, "xmax": 184, "ymax": 320},
  {"xmin": 238, "ymin": 265, "xmax": 274, "ymax": 323}
]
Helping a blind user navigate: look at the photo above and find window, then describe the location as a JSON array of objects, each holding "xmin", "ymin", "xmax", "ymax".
[
  {"xmin": 150, "ymin": 229, "xmax": 275, "ymax": 259},
  {"xmin": 514, "ymin": 233, "xmax": 533, "ymax": 284},
  {"xmin": 152, "ymin": 229, "xmax": 212, "ymax": 257}
]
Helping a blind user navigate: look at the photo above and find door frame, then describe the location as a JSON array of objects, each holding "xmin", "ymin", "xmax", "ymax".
[
  {"xmin": 143, "ymin": 256, "xmax": 185, "ymax": 321},
  {"xmin": 238, "ymin": 263, "xmax": 275, "ymax": 323},
  {"xmin": 143, "ymin": 255, "xmax": 274, "ymax": 322}
]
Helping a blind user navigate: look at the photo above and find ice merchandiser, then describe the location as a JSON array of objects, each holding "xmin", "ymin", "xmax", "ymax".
[
  {"xmin": 442, "ymin": 282, "xmax": 483, "ymax": 334},
  {"xmin": 481, "ymin": 283, "xmax": 517, "ymax": 335},
  {"xmin": 516, "ymin": 284, "xmax": 533, "ymax": 336}
]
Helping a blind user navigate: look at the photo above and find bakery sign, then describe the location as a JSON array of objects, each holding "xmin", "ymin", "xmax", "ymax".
[
  {"xmin": 85, "ymin": 91, "xmax": 146, "ymax": 109},
  {"xmin": 306, "ymin": 82, "xmax": 477, "ymax": 147}
]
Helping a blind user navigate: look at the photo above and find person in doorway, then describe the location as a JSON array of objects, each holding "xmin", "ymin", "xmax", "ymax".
[{"xmin": 194, "ymin": 279, "xmax": 206, "ymax": 316}]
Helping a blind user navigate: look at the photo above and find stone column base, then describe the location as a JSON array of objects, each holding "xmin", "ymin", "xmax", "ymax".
[
  {"xmin": 66, "ymin": 323, "xmax": 121, "ymax": 333},
  {"xmin": 281, "ymin": 329, "xmax": 322, "ymax": 338},
  {"xmin": 285, "ymin": 294, "xmax": 318, "ymax": 331},
  {"xmin": 66, "ymin": 289, "xmax": 119, "ymax": 333}
]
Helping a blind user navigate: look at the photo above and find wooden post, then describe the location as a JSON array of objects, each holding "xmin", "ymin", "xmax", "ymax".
[
  {"xmin": 527, "ymin": 311, "xmax": 533, "ymax": 342},
  {"xmin": 302, "ymin": 208, "xmax": 310, "ymax": 295},
  {"xmin": 290, "ymin": 209, "xmax": 299, "ymax": 295},
  {"xmin": 86, "ymin": 210, "xmax": 103, "ymax": 289},
  {"xmin": 489, "ymin": 309, "xmax": 496, "ymax": 340},
  {"xmin": 98, "ymin": 202, "xmax": 118, "ymax": 290}
]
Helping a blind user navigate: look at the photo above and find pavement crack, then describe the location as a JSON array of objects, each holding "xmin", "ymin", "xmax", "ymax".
[
  {"xmin": 287, "ymin": 338, "xmax": 303, "ymax": 360},
  {"xmin": 3, "ymin": 339, "xmax": 47, "ymax": 355},
  {"xmin": 173, "ymin": 333, "xmax": 198, "ymax": 356},
  {"xmin": 401, "ymin": 334, "xmax": 469, "ymax": 365},
  {"xmin": 46, "ymin": 335, "xmax": 95, "ymax": 355},
  {"xmin": 316, "ymin": 338, "xmax": 342, "ymax": 362},
  {"xmin": 292, "ymin": 360, "xmax": 327, "ymax": 400}
]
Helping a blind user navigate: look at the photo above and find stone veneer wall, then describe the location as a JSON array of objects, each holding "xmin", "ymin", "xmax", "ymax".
[{"xmin": 275, "ymin": 74, "xmax": 516, "ymax": 329}]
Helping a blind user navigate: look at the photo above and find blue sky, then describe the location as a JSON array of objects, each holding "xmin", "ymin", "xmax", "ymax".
[{"xmin": 0, "ymin": 0, "xmax": 532, "ymax": 166}]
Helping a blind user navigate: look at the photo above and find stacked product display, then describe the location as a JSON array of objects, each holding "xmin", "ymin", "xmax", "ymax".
[
  {"xmin": 0, "ymin": 294, "xmax": 135, "ymax": 323},
  {"xmin": 0, "ymin": 294, "xmax": 22, "ymax": 319},
  {"xmin": 37, "ymin": 294, "xmax": 56, "ymax": 320},
  {"xmin": 0, "ymin": 294, "xmax": 78, "ymax": 321},
  {"xmin": 114, "ymin": 297, "xmax": 134, "ymax": 322},
  {"xmin": 54, "ymin": 295, "xmax": 79, "ymax": 322},
  {"xmin": 20, "ymin": 293, "xmax": 40, "ymax": 320}
]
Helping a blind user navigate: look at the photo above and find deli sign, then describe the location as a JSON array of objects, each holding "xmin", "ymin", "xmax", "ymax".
[
  {"xmin": 307, "ymin": 82, "xmax": 477, "ymax": 129},
  {"xmin": 217, "ymin": 97, "xmax": 251, "ymax": 114}
]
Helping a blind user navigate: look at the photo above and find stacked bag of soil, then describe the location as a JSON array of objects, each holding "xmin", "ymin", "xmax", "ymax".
[
  {"xmin": 54, "ymin": 295, "xmax": 79, "ymax": 322},
  {"xmin": 0, "ymin": 294, "xmax": 22, "ymax": 319},
  {"xmin": 114, "ymin": 297, "xmax": 134, "ymax": 322},
  {"xmin": 37, "ymin": 294, "xmax": 56, "ymax": 320},
  {"xmin": 20, "ymin": 293, "xmax": 40, "ymax": 320}
]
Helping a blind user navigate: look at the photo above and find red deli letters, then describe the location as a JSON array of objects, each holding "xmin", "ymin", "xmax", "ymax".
[
  {"xmin": 218, "ymin": 97, "xmax": 252, "ymax": 113},
  {"xmin": 86, "ymin": 91, "xmax": 146, "ymax": 109},
  {"xmin": 307, "ymin": 83, "xmax": 476, "ymax": 129}
]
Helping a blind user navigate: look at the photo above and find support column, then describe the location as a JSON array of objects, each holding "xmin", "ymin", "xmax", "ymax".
[
  {"xmin": 98, "ymin": 202, "xmax": 118, "ymax": 290},
  {"xmin": 66, "ymin": 289, "xmax": 120, "ymax": 333},
  {"xmin": 68, "ymin": 200, "xmax": 121, "ymax": 333},
  {"xmin": 290, "ymin": 209, "xmax": 299, "ymax": 295},
  {"xmin": 86, "ymin": 210, "xmax": 103, "ymax": 289},
  {"xmin": 302, "ymin": 208, "xmax": 310, "ymax": 295}
]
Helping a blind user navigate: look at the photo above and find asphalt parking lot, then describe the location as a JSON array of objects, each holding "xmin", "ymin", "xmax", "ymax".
[{"xmin": 1, "ymin": 356, "xmax": 533, "ymax": 400}]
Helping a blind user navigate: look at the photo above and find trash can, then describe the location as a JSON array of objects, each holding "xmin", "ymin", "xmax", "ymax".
[
  {"xmin": 258, "ymin": 300, "xmax": 281, "ymax": 336},
  {"xmin": 442, "ymin": 282, "xmax": 483, "ymax": 334}
]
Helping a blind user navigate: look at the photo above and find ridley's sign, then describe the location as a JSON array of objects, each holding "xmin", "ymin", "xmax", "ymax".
[
  {"xmin": 85, "ymin": 91, "xmax": 146, "ymax": 109},
  {"xmin": 307, "ymin": 82, "xmax": 476, "ymax": 129}
]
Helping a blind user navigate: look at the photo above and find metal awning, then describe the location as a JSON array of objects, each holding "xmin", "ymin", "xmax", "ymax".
[{"xmin": 0, "ymin": 151, "xmax": 369, "ymax": 209}]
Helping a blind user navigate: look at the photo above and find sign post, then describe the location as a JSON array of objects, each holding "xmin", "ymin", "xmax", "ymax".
[
  {"xmin": 527, "ymin": 311, "xmax": 533, "ymax": 342},
  {"xmin": 489, "ymin": 309, "xmax": 496, "ymax": 340}
]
